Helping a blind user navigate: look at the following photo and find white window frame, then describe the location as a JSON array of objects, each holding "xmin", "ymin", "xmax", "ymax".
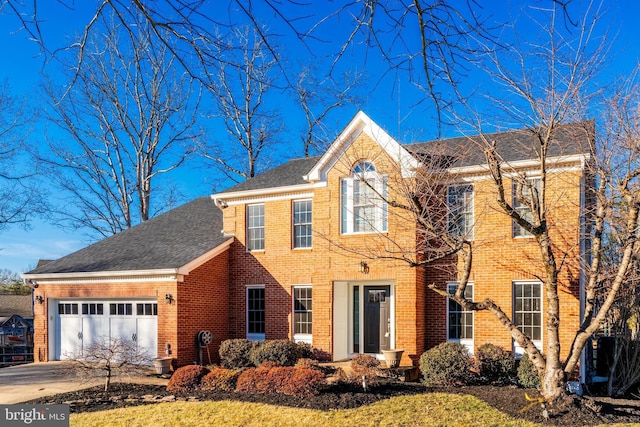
[
  {"xmin": 341, "ymin": 161, "xmax": 388, "ymax": 234},
  {"xmin": 513, "ymin": 281, "xmax": 543, "ymax": 357},
  {"xmin": 446, "ymin": 282, "xmax": 474, "ymax": 354},
  {"xmin": 292, "ymin": 285, "xmax": 312, "ymax": 344},
  {"xmin": 246, "ymin": 285, "xmax": 265, "ymax": 341},
  {"xmin": 447, "ymin": 184, "xmax": 474, "ymax": 240},
  {"xmin": 247, "ymin": 204, "xmax": 265, "ymax": 251},
  {"xmin": 292, "ymin": 199, "xmax": 313, "ymax": 249},
  {"xmin": 512, "ymin": 177, "xmax": 541, "ymax": 238}
]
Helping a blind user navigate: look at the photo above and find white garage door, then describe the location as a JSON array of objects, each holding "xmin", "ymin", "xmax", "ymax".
[{"xmin": 55, "ymin": 300, "xmax": 158, "ymax": 361}]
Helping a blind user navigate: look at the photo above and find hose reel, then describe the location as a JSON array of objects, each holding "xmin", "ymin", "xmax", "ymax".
[{"xmin": 197, "ymin": 330, "xmax": 213, "ymax": 365}]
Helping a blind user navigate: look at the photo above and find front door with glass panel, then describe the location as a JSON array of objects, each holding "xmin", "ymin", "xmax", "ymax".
[{"xmin": 363, "ymin": 286, "xmax": 390, "ymax": 353}]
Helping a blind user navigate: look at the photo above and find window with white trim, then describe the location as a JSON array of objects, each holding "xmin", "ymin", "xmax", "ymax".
[
  {"xmin": 293, "ymin": 200, "xmax": 312, "ymax": 249},
  {"xmin": 293, "ymin": 286, "xmax": 312, "ymax": 344},
  {"xmin": 513, "ymin": 177, "xmax": 541, "ymax": 237},
  {"xmin": 447, "ymin": 184, "xmax": 474, "ymax": 240},
  {"xmin": 247, "ymin": 204, "xmax": 265, "ymax": 251},
  {"xmin": 513, "ymin": 282, "xmax": 542, "ymax": 355},
  {"xmin": 447, "ymin": 283, "xmax": 474, "ymax": 352},
  {"xmin": 247, "ymin": 286, "xmax": 265, "ymax": 340},
  {"xmin": 341, "ymin": 161, "xmax": 388, "ymax": 234}
]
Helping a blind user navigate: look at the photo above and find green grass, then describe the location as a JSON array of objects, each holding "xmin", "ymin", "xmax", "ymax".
[{"xmin": 70, "ymin": 394, "xmax": 539, "ymax": 427}]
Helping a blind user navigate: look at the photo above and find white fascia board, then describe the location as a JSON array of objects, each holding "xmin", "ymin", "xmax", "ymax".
[
  {"xmin": 22, "ymin": 239, "xmax": 234, "ymax": 284},
  {"xmin": 444, "ymin": 153, "xmax": 589, "ymax": 176},
  {"xmin": 304, "ymin": 111, "xmax": 419, "ymax": 182},
  {"xmin": 211, "ymin": 183, "xmax": 320, "ymax": 207}
]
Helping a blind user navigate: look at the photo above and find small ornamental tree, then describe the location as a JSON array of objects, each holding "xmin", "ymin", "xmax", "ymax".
[{"xmin": 63, "ymin": 336, "xmax": 152, "ymax": 391}]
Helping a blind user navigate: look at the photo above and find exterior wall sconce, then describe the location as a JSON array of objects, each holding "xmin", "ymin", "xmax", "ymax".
[
  {"xmin": 360, "ymin": 261, "xmax": 370, "ymax": 274},
  {"xmin": 35, "ymin": 295, "xmax": 44, "ymax": 304},
  {"xmin": 165, "ymin": 293, "xmax": 174, "ymax": 304}
]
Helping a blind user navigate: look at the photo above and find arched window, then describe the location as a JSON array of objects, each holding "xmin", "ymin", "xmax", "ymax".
[{"xmin": 340, "ymin": 161, "xmax": 388, "ymax": 233}]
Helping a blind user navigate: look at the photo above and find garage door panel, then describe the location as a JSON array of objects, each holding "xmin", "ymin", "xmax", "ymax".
[
  {"xmin": 58, "ymin": 316, "xmax": 82, "ymax": 359},
  {"xmin": 56, "ymin": 300, "xmax": 158, "ymax": 363},
  {"xmin": 110, "ymin": 317, "xmax": 137, "ymax": 342},
  {"xmin": 82, "ymin": 317, "xmax": 110, "ymax": 352},
  {"xmin": 136, "ymin": 317, "xmax": 158, "ymax": 359}
]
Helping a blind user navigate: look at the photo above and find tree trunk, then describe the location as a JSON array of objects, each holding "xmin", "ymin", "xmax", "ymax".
[{"xmin": 541, "ymin": 366, "xmax": 567, "ymax": 402}]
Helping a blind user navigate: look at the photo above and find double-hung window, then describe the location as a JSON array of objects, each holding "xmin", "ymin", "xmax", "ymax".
[
  {"xmin": 447, "ymin": 184, "xmax": 474, "ymax": 240},
  {"xmin": 292, "ymin": 286, "xmax": 312, "ymax": 344},
  {"xmin": 512, "ymin": 177, "xmax": 541, "ymax": 238},
  {"xmin": 293, "ymin": 200, "xmax": 312, "ymax": 249},
  {"xmin": 447, "ymin": 283, "xmax": 474, "ymax": 353},
  {"xmin": 247, "ymin": 204, "xmax": 265, "ymax": 251},
  {"xmin": 341, "ymin": 161, "xmax": 388, "ymax": 234},
  {"xmin": 247, "ymin": 286, "xmax": 265, "ymax": 341},
  {"xmin": 513, "ymin": 281, "xmax": 542, "ymax": 356}
]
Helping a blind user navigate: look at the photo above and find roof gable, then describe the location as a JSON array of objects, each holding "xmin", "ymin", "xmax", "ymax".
[{"xmin": 304, "ymin": 111, "xmax": 419, "ymax": 182}]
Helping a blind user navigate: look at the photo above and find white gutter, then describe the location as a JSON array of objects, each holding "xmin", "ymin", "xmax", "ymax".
[{"xmin": 22, "ymin": 238, "xmax": 234, "ymax": 285}]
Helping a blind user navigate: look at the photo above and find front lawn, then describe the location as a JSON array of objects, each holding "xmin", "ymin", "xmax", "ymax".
[{"xmin": 70, "ymin": 393, "xmax": 537, "ymax": 427}]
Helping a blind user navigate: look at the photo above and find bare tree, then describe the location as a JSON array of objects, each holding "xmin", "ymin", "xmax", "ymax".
[
  {"xmin": 3, "ymin": 2, "xmax": 496, "ymax": 132},
  {"xmin": 201, "ymin": 26, "xmax": 282, "ymax": 181},
  {"xmin": 0, "ymin": 82, "xmax": 39, "ymax": 232},
  {"xmin": 295, "ymin": 68, "xmax": 362, "ymax": 157},
  {"xmin": 63, "ymin": 337, "xmax": 152, "ymax": 392},
  {"xmin": 438, "ymin": 1, "xmax": 640, "ymax": 402},
  {"xmin": 41, "ymin": 12, "xmax": 202, "ymax": 237}
]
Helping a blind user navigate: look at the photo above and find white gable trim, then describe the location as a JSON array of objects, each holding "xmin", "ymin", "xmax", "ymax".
[{"xmin": 304, "ymin": 111, "xmax": 419, "ymax": 182}]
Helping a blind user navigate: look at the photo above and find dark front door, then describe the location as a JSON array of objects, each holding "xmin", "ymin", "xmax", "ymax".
[{"xmin": 363, "ymin": 286, "xmax": 390, "ymax": 353}]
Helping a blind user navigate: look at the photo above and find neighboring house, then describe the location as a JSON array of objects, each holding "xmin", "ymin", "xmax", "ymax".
[
  {"xmin": 23, "ymin": 111, "xmax": 592, "ymax": 375},
  {"xmin": 0, "ymin": 295, "xmax": 34, "ymax": 366},
  {"xmin": 0, "ymin": 294, "xmax": 33, "ymax": 318}
]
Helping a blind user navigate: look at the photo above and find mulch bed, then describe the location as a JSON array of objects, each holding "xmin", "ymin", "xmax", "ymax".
[{"xmin": 26, "ymin": 380, "xmax": 640, "ymax": 426}]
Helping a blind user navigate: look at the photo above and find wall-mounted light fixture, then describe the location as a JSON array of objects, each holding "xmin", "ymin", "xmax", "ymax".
[
  {"xmin": 165, "ymin": 293, "xmax": 174, "ymax": 304},
  {"xmin": 35, "ymin": 295, "xmax": 44, "ymax": 304},
  {"xmin": 359, "ymin": 261, "xmax": 369, "ymax": 274}
]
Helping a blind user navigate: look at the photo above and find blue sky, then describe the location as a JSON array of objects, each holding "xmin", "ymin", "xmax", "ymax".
[{"xmin": 0, "ymin": 1, "xmax": 639, "ymax": 274}]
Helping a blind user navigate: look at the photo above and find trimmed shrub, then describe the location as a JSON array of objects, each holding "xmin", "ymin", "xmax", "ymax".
[
  {"xmin": 419, "ymin": 342, "xmax": 474, "ymax": 387},
  {"xmin": 296, "ymin": 342, "xmax": 315, "ymax": 360},
  {"xmin": 350, "ymin": 354, "xmax": 381, "ymax": 384},
  {"xmin": 167, "ymin": 365, "xmax": 209, "ymax": 392},
  {"xmin": 236, "ymin": 365, "xmax": 272, "ymax": 393},
  {"xmin": 250, "ymin": 339, "xmax": 302, "ymax": 367},
  {"xmin": 235, "ymin": 365, "xmax": 325, "ymax": 397},
  {"xmin": 281, "ymin": 367, "xmax": 325, "ymax": 397},
  {"xmin": 295, "ymin": 358, "xmax": 320, "ymax": 371},
  {"xmin": 201, "ymin": 367, "xmax": 241, "ymax": 391},
  {"xmin": 476, "ymin": 343, "xmax": 517, "ymax": 385},
  {"xmin": 219, "ymin": 339, "xmax": 256, "ymax": 369},
  {"xmin": 517, "ymin": 353, "xmax": 542, "ymax": 389}
]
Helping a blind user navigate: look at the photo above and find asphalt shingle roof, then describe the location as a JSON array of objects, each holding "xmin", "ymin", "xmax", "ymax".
[
  {"xmin": 27, "ymin": 197, "xmax": 228, "ymax": 275},
  {"xmin": 406, "ymin": 121, "xmax": 593, "ymax": 168},
  {"xmin": 219, "ymin": 156, "xmax": 320, "ymax": 194},
  {"xmin": 0, "ymin": 295, "xmax": 33, "ymax": 318}
]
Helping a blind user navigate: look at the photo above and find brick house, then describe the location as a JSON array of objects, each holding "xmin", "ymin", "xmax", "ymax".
[{"xmin": 23, "ymin": 111, "xmax": 592, "ymax": 373}]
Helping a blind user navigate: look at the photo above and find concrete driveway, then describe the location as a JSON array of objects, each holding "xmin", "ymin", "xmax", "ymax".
[{"xmin": 0, "ymin": 362, "xmax": 167, "ymax": 404}]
